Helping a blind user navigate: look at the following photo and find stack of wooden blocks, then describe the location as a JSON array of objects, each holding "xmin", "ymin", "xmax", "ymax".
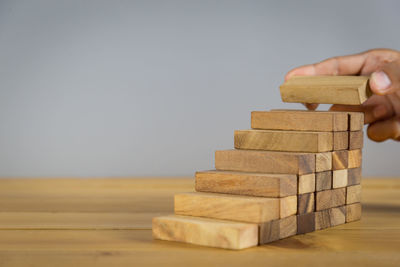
[{"xmin": 152, "ymin": 76, "xmax": 369, "ymax": 250}]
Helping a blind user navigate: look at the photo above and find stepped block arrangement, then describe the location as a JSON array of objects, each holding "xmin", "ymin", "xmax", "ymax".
[{"xmin": 152, "ymin": 76, "xmax": 367, "ymax": 250}]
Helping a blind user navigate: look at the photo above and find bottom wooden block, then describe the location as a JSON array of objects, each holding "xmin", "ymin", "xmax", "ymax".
[
  {"xmin": 346, "ymin": 203, "xmax": 362, "ymax": 222},
  {"xmin": 259, "ymin": 215, "xmax": 297, "ymax": 244},
  {"xmin": 152, "ymin": 215, "xmax": 258, "ymax": 250},
  {"xmin": 315, "ymin": 206, "xmax": 346, "ymax": 230},
  {"xmin": 297, "ymin": 212, "xmax": 315, "ymax": 234}
]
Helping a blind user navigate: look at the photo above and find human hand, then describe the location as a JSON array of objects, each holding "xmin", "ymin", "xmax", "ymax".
[{"xmin": 285, "ymin": 48, "xmax": 400, "ymax": 142}]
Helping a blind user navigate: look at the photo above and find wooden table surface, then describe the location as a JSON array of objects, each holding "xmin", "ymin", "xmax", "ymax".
[{"xmin": 0, "ymin": 177, "xmax": 399, "ymax": 267}]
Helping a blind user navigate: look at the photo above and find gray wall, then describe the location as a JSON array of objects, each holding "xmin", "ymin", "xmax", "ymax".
[{"xmin": 0, "ymin": 0, "xmax": 398, "ymax": 177}]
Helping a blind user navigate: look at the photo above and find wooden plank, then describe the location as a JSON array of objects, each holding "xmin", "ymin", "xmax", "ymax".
[
  {"xmin": 348, "ymin": 167, "xmax": 362, "ymax": 186},
  {"xmin": 215, "ymin": 150, "xmax": 315, "ymax": 175},
  {"xmin": 316, "ymin": 152, "xmax": 332, "ymax": 172},
  {"xmin": 346, "ymin": 203, "xmax": 362, "ymax": 222},
  {"xmin": 297, "ymin": 212, "xmax": 315, "ymax": 234},
  {"xmin": 333, "ymin": 132, "xmax": 349, "ymax": 150},
  {"xmin": 347, "ymin": 184, "xmax": 362, "ymax": 204},
  {"xmin": 152, "ymin": 215, "xmax": 258, "ymax": 250},
  {"xmin": 252, "ymin": 110, "xmax": 348, "ymax": 132},
  {"xmin": 298, "ymin": 193, "xmax": 315, "ymax": 215},
  {"xmin": 315, "ymin": 206, "xmax": 346, "ymax": 230},
  {"xmin": 348, "ymin": 149, "xmax": 362, "ymax": 168},
  {"xmin": 280, "ymin": 76, "xmax": 371, "ymax": 105},
  {"xmin": 316, "ymin": 171, "xmax": 332, "ymax": 191},
  {"xmin": 333, "ymin": 169, "xmax": 348, "ymax": 188},
  {"xmin": 299, "ymin": 173, "xmax": 316, "ymax": 194},
  {"xmin": 347, "ymin": 112, "xmax": 364, "ymax": 131},
  {"xmin": 349, "ymin": 131, "xmax": 364, "ymax": 149},
  {"xmin": 259, "ymin": 215, "xmax": 297, "ymax": 244},
  {"xmin": 174, "ymin": 192, "xmax": 279, "ymax": 223},
  {"xmin": 280, "ymin": 195, "xmax": 297, "ymax": 218},
  {"xmin": 332, "ymin": 150, "xmax": 348, "ymax": 170},
  {"xmin": 195, "ymin": 170, "xmax": 297, "ymax": 198},
  {"xmin": 234, "ymin": 130, "xmax": 333, "ymax": 152},
  {"xmin": 316, "ymin": 188, "xmax": 346, "ymax": 211}
]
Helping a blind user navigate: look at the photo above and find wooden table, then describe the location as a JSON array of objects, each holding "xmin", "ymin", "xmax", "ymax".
[{"xmin": 0, "ymin": 177, "xmax": 399, "ymax": 267}]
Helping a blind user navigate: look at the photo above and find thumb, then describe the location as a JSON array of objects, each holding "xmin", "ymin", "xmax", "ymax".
[{"xmin": 369, "ymin": 59, "xmax": 400, "ymax": 95}]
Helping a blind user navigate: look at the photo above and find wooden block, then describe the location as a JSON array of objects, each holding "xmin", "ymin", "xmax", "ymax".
[
  {"xmin": 332, "ymin": 150, "xmax": 348, "ymax": 170},
  {"xmin": 333, "ymin": 169, "xmax": 348, "ymax": 188},
  {"xmin": 348, "ymin": 167, "xmax": 362, "ymax": 186},
  {"xmin": 195, "ymin": 170, "xmax": 297, "ymax": 198},
  {"xmin": 260, "ymin": 215, "xmax": 297, "ymax": 244},
  {"xmin": 347, "ymin": 112, "xmax": 364, "ymax": 131},
  {"xmin": 280, "ymin": 195, "xmax": 297, "ymax": 218},
  {"xmin": 297, "ymin": 212, "xmax": 315, "ymax": 234},
  {"xmin": 174, "ymin": 192, "xmax": 279, "ymax": 223},
  {"xmin": 299, "ymin": 173, "xmax": 316, "ymax": 194},
  {"xmin": 215, "ymin": 150, "xmax": 315, "ymax": 175},
  {"xmin": 234, "ymin": 130, "xmax": 333, "ymax": 153},
  {"xmin": 347, "ymin": 184, "xmax": 362, "ymax": 204},
  {"xmin": 333, "ymin": 132, "xmax": 349, "ymax": 150},
  {"xmin": 348, "ymin": 149, "xmax": 362, "ymax": 168},
  {"xmin": 298, "ymin": 193, "xmax": 315, "ymax": 215},
  {"xmin": 346, "ymin": 203, "xmax": 362, "ymax": 222},
  {"xmin": 316, "ymin": 152, "xmax": 332, "ymax": 172},
  {"xmin": 280, "ymin": 76, "xmax": 371, "ymax": 105},
  {"xmin": 349, "ymin": 131, "xmax": 364, "ymax": 149},
  {"xmin": 251, "ymin": 110, "xmax": 348, "ymax": 132},
  {"xmin": 152, "ymin": 215, "xmax": 258, "ymax": 250},
  {"xmin": 315, "ymin": 171, "xmax": 332, "ymax": 191},
  {"xmin": 316, "ymin": 188, "xmax": 346, "ymax": 211},
  {"xmin": 315, "ymin": 206, "xmax": 346, "ymax": 230}
]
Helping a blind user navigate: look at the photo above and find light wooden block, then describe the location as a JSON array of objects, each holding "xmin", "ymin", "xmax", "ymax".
[
  {"xmin": 347, "ymin": 112, "xmax": 364, "ymax": 131},
  {"xmin": 299, "ymin": 173, "xmax": 316, "ymax": 194},
  {"xmin": 332, "ymin": 150, "xmax": 348, "ymax": 170},
  {"xmin": 333, "ymin": 169, "xmax": 348, "ymax": 188},
  {"xmin": 298, "ymin": 193, "xmax": 315, "ymax": 215},
  {"xmin": 280, "ymin": 195, "xmax": 297, "ymax": 218},
  {"xmin": 316, "ymin": 152, "xmax": 332, "ymax": 172},
  {"xmin": 316, "ymin": 188, "xmax": 346, "ymax": 211},
  {"xmin": 260, "ymin": 215, "xmax": 297, "ymax": 244},
  {"xmin": 174, "ymin": 192, "xmax": 279, "ymax": 223},
  {"xmin": 315, "ymin": 171, "xmax": 332, "ymax": 191},
  {"xmin": 315, "ymin": 206, "xmax": 346, "ymax": 230},
  {"xmin": 252, "ymin": 110, "xmax": 348, "ymax": 132},
  {"xmin": 349, "ymin": 131, "xmax": 364, "ymax": 149},
  {"xmin": 346, "ymin": 203, "xmax": 362, "ymax": 222},
  {"xmin": 347, "ymin": 184, "xmax": 362, "ymax": 204},
  {"xmin": 348, "ymin": 167, "xmax": 362, "ymax": 186},
  {"xmin": 348, "ymin": 149, "xmax": 362, "ymax": 168},
  {"xmin": 333, "ymin": 132, "xmax": 349, "ymax": 150},
  {"xmin": 280, "ymin": 76, "xmax": 371, "ymax": 105},
  {"xmin": 297, "ymin": 212, "xmax": 315, "ymax": 234},
  {"xmin": 234, "ymin": 130, "xmax": 333, "ymax": 153},
  {"xmin": 152, "ymin": 215, "xmax": 258, "ymax": 250},
  {"xmin": 195, "ymin": 170, "xmax": 297, "ymax": 198},
  {"xmin": 215, "ymin": 150, "xmax": 315, "ymax": 175}
]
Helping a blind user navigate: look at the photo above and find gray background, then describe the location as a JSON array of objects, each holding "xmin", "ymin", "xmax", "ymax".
[{"xmin": 0, "ymin": 0, "xmax": 398, "ymax": 177}]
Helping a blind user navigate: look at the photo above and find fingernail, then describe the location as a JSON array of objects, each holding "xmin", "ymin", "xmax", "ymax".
[
  {"xmin": 371, "ymin": 71, "xmax": 391, "ymax": 93},
  {"xmin": 373, "ymin": 105, "xmax": 387, "ymax": 118}
]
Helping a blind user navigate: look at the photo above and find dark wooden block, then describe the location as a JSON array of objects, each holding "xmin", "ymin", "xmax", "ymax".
[
  {"xmin": 348, "ymin": 167, "xmax": 362, "ymax": 186},
  {"xmin": 315, "ymin": 171, "xmax": 332, "ymax": 191},
  {"xmin": 332, "ymin": 150, "xmax": 348, "ymax": 170},
  {"xmin": 297, "ymin": 212, "xmax": 315, "ymax": 234},
  {"xmin": 298, "ymin": 193, "xmax": 315, "ymax": 215}
]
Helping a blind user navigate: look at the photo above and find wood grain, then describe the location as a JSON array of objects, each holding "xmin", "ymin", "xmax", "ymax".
[
  {"xmin": 252, "ymin": 110, "xmax": 348, "ymax": 132},
  {"xmin": 346, "ymin": 203, "xmax": 362, "ymax": 222},
  {"xmin": 215, "ymin": 150, "xmax": 315, "ymax": 175},
  {"xmin": 315, "ymin": 152, "xmax": 332, "ymax": 172},
  {"xmin": 299, "ymin": 173, "xmax": 316, "ymax": 194},
  {"xmin": 298, "ymin": 193, "xmax": 315, "ymax": 215},
  {"xmin": 259, "ymin": 215, "xmax": 297, "ymax": 244},
  {"xmin": 152, "ymin": 215, "xmax": 258, "ymax": 250},
  {"xmin": 316, "ymin": 188, "xmax": 346, "ymax": 211},
  {"xmin": 332, "ymin": 150, "xmax": 348, "ymax": 170},
  {"xmin": 347, "ymin": 184, "xmax": 362, "ymax": 204},
  {"xmin": 349, "ymin": 131, "xmax": 364, "ymax": 149},
  {"xmin": 348, "ymin": 167, "xmax": 362, "ymax": 186},
  {"xmin": 315, "ymin": 206, "xmax": 346, "ymax": 230},
  {"xmin": 348, "ymin": 149, "xmax": 362, "ymax": 168},
  {"xmin": 315, "ymin": 171, "xmax": 332, "ymax": 191},
  {"xmin": 234, "ymin": 130, "xmax": 333, "ymax": 152},
  {"xmin": 280, "ymin": 76, "xmax": 371, "ymax": 105},
  {"xmin": 333, "ymin": 169, "xmax": 348, "ymax": 188},
  {"xmin": 195, "ymin": 170, "xmax": 297, "ymax": 197},
  {"xmin": 174, "ymin": 192, "xmax": 280, "ymax": 223},
  {"xmin": 347, "ymin": 112, "xmax": 364, "ymax": 131},
  {"xmin": 333, "ymin": 132, "xmax": 349, "ymax": 150},
  {"xmin": 280, "ymin": 195, "xmax": 297, "ymax": 218},
  {"xmin": 297, "ymin": 212, "xmax": 315, "ymax": 234}
]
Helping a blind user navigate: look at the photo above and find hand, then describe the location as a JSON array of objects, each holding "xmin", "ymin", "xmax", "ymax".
[{"xmin": 285, "ymin": 48, "xmax": 400, "ymax": 142}]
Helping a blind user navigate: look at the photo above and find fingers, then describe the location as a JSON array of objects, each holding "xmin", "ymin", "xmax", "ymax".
[
  {"xmin": 367, "ymin": 117, "xmax": 400, "ymax": 142},
  {"xmin": 304, "ymin": 103, "xmax": 319, "ymax": 110},
  {"xmin": 369, "ymin": 59, "xmax": 400, "ymax": 95}
]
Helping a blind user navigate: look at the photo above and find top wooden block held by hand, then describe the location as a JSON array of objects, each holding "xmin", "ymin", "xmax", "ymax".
[{"xmin": 280, "ymin": 76, "xmax": 372, "ymax": 105}]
